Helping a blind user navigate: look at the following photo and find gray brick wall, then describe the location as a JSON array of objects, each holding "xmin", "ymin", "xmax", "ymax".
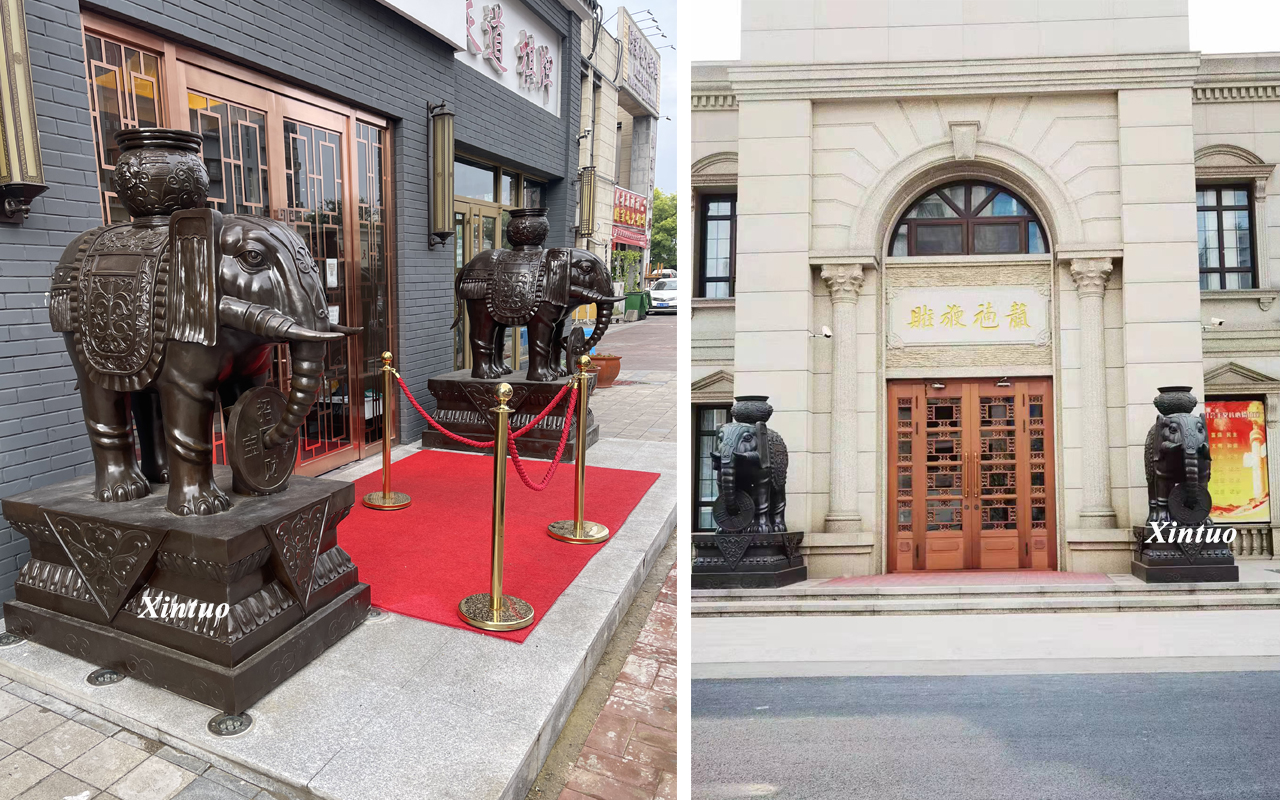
[{"xmin": 0, "ymin": 0, "xmax": 582, "ymax": 601}]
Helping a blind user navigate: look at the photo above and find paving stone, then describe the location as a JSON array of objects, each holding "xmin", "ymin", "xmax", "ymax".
[
  {"xmin": 609, "ymin": 682, "xmax": 676, "ymax": 715},
  {"xmin": 199, "ymin": 768, "xmax": 259, "ymax": 798},
  {"xmin": 2, "ymin": 683, "xmax": 43, "ymax": 704},
  {"xmin": 652, "ymin": 673, "xmax": 675, "ymax": 695},
  {"xmin": 110, "ymin": 730, "xmax": 161, "ymax": 755},
  {"xmin": 0, "ymin": 691, "xmax": 30, "ymax": 723},
  {"xmin": 557, "ymin": 790, "xmax": 594, "ymax": 800},
  {"xmin": 623, "ymin": 739, "xmax": 676, "ymax": 775},
  {"xmin": 655, "ymin": 771, "xmax": 675, "ymax": 800},
  {"xmin": 628, "ymin": 722, "xmax": 675, "ymax": 753},
  {"xmin": 107, "ymin": 755, "xmax": 196, "ymax": 800},
  {"xmin": 583, "ymin": 711, "xmax": 635, "ymax": 757},
  {"xmin": 64, "ymin": 738, "xmax": 150, "ymax": 790},
  {"xmin": 0, "ymin": 705, "xmax": 64, "ymax": 748},
  {"xmin": 0, "ymin": 750, "xmax": 55, "ymax": 800},
  {"xmin": 34, "ymin": 695, "xmax": 81, "ymax": 718},
  {"xmin": 603, "ymin": 696, "xmax": 676, "ymax": 733},
  {"xmin": 576, "ymin": 746, "xmax": 659, "ymax": 789},
  {"xmin": 91, "ymin": 795, "xmax": 124, "ymax": 800},
  {"xmin": 170, "ymin": 776, "xmax": 250, "ymax": 800},
  {"xmin": 618, "ymin": 654, "xmax": 659, "ymax": 688},
  {"xmin": 12, "ymin": 770, "xmax": 95, "ymax": 800},
  {"xmin": 23, "ymin": 719, "xmax": 105, "ymax": 768},
  {"xmin": 70, "ymin": 713, "xmax": 121, "ymax": 738},
  {"xmin": 155, "ymin": 746, "xmax": 209, "ymax": 776},
  {"xmin": 564, "ymin": 765, "xmax": 651, "ymax": 800}
]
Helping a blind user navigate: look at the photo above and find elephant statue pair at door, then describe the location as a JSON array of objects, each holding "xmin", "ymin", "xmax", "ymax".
[
  {"xmin": 711, "ymin": 397, "xmax": 790, "ymax": 535},
  {"xmin": 451, "ymin": 208, "xmax": 625, "ymax": 382},
  {"xmin": 50, "ymin": 128, "xmax": 356, "ymax": 516}
]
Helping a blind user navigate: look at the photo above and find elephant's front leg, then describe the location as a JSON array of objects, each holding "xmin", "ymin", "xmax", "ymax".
[
  {"xmin": 549, "ymin": 319, "xmax": 569, "ymax": 378},
  {"xmin": 157, "ymin": 346, "xmax": 231, "ymax": 516},
  {"xmin": 525, "ymin": 303, "xmax": 566, "ymax": 382},
  {"xmin": 494, "ymin": 323, "xmax": 513, "ymax": 375},
  {"xmin": 467, "ymin": 300, "xmax": 504, "ymax": 379},
  {"xmin": 748, "ymin": 472, "xmax": 771, "ymax": 535},
  {"xmin": 131, "ymin": 389, "xmax": 168, "ymax": 484},
  {"xmin": 771, "ymin": 484, "xmax": 788, "ymax": 533},
  {"xmin": 66, "ymin": 335, "xmax": 150, "ymax": 502}
]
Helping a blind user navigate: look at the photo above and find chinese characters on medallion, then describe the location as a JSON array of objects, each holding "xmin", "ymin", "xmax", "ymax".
[{"xmin": 907, "ymin": 300, "xmax": 1032, "ymax": 332}]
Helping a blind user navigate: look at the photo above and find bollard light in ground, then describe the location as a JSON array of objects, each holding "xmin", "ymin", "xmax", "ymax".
[
  {"xmin": 459, "ymin": 382, "xmax": 535, "ymax": 631},
  {"xmin": 362, "ymin": 352, "xmax": 412, "ymax": 510},
  {"xmin": 548, "ymin": 355, "xmax": 610, "ymax": 545}
]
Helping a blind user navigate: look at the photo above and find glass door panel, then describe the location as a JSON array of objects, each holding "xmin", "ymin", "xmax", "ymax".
[
  {"xmin": 356, "ymin": 123, "xmax": 391, "ymax": 448},
  {"xmin": 187, "ymin": 92, "xmax": 269, "ymax": 216}
]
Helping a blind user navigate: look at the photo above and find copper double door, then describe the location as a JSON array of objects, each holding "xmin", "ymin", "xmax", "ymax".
[{"xmin": 889, "ymin": 378, "xmax": 1057, "ymax": 572}]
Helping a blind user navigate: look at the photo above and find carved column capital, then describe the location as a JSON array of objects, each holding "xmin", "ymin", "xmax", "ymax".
[
  {"xmin": 1070, "ymin": 257, "xmax": 1113, "ymax": 297},
  {"xmin": 821, "ymin": 263, "xmax": 865, "ymax": 304}
]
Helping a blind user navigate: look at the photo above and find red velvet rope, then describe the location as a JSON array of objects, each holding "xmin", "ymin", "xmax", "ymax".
[
  {"xmin": 393, "ymin": 372, "xmax": 576, "ymax": 450},
  {"xmin": 507, "ymin": 383, "xmax": 578, "ymax": 492}
]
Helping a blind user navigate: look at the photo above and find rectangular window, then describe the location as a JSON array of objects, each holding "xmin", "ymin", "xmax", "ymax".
[
  {"xmin": 694, "ymin": 404, "xmax": 731, "ymax": 531},
  {"xmin": 700, "ymin": 194, "xmax": 735, "ymax": 298},
  {"xmin": 1197, "ymin": 185, "xmax": 1256, "ymax": 290}
]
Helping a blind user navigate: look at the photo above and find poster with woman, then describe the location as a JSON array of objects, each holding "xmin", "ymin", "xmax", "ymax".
[{"xmin": 1206, "ymin": 398, "xmax": 1270, "ymax": 523}]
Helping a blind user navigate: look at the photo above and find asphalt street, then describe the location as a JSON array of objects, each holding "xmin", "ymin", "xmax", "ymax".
[{"xmin": 693, "ymin": 671, "xmax": 1280, "ymax": 800}]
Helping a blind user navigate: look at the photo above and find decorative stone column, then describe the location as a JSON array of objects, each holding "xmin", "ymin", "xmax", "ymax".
[
  {"xmin": 821, "ymin": 263, "xmax": 865, "ymax": 532},
  {"xmin": 1070, "ymin": 257, "xmax": 1117, "ymax": 528}
]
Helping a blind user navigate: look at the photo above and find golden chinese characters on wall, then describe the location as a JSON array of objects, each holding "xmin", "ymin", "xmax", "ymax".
[
  {"xmin": 890, "ymin": 287, "xmax": 1047, "ymax": 347},
  {"xmin": 1207, "ymin": 398, "xmax": 1270, "ymax": 524}
]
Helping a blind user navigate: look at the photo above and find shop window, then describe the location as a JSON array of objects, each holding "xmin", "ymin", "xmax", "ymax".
[
  {"xmin": 83, "ymin": 31, "xmax": 164, "ymax": 224},
  {"xmin": 699, "ymin": 194, "xmax": 735, "ymax": 298},
  {"xmin": 455, "ymin": 157, "xmax": 497, "ymax": 201},
  {"xmin": 1197, "ymin": 185, "xmax": 1256, "ymax": 290},
  {"xmin": 694, "ymin": 404, "xmax": 731, "ymax": 531},
  {"xmin": 889, "ymin": 181, "xmax": 1046, "ymax": 257},
  {"xmin": 524, "ymin": 179, "xmax": 546, "ymax": 208}
]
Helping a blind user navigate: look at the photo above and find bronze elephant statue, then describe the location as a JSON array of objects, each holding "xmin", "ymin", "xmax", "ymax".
[
  {"xmin": 49, "ymin": 129, "xmax": 355, "ymax": 516},
  {"xmin": 1144, "ymin": 386, "xmax": 1213, "ymax": 527},
  {"xmin": 451, "ymin": 208, "xmax": 624, "ymax": 381},
  {"xmin": 712, "ymin": 397, "xmax": 790, "ymax": 534}
]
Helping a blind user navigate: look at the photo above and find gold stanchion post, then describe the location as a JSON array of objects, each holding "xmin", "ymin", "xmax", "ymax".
[
  {"xmin": 361, "ymin": 352, "xmax": 411, "ymax": 510},
  {"xmin": 459, "ymin": 383, "xmax": 535, "ymax": 631},
  {"xmin": 548, "ymin": 355, "xmax": 609, "ymax": 544}
]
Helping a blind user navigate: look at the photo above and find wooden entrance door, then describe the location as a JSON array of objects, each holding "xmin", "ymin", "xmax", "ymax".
[{"xmin": 889, "ymin": 378, "xmax": 1056, "ymax": 571}]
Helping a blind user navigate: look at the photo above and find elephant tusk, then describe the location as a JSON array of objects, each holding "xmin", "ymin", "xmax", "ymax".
[
  {"xmin": 330, "ymin": 323, "xmax": 363, "ymax": 336},
  {"xmin": 218, "ymin": 296, "xmax": 345, "ymax": 343}
]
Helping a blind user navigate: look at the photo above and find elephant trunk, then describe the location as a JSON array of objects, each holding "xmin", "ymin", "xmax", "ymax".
[
  {"xmin": 263, "ymin": 340, "xmax": 326, "ymax": 449},
  {"xmin": 581, "ymin": 301, "xmax": 617, "ymax": 354},
  {"xmin": 719, "ymin": 443, "xmax": 737, "ymax": 513},
  {"xmin": 1184, "ymin": 446, "xmax": 1199, "ymax": 491},
  {"xmin": 219, "ymin": 296, "xmax": 347, "ymax": 343}
]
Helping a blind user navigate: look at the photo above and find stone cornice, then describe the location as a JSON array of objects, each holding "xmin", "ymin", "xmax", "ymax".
[
  {"xmin": 722, "ymin": 52, "xmax": 1201, "ymax": 101},
  {"xmin": 1194, "ymin": 84, "xmax": 1280, "ymax": 102}
]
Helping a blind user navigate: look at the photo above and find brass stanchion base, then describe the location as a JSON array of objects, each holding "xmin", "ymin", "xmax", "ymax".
[
  {"xmin": 458, "ymin": 593, "xmax": 535, "ymax": 631},
  {"xmin": 547, "ymin": 520, "xmax": 610, "ymax": 544},
  {"xmin": 361, "ymin": 491, "xmax": 412, "ymax": 510}
]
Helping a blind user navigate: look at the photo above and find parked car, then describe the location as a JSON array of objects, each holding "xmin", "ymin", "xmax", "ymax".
[{"xmin": 650, "ymin": 277, "xmax": 677, "ymax": 313}]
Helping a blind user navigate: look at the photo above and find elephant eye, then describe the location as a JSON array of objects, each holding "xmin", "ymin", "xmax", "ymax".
[{"xmin": 237, "ymin": 248, "xmax": 267, "ymax": 271}]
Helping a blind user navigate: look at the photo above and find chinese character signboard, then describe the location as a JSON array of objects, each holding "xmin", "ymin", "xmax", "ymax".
[
  {"xmin": 1207, "ymin": 398, "xmax": 1270, "ymax": 523},
  {"xmin": 612, "ymin": 186, "xmax": 649, "ymax": 247},
  {"xmin": 889, "ymin": 286, "xmax": 1048, "ymax": 346},
  {"xmin": 456, "ymin": 0, "xmax": 559, "ymax": 116},
  {"xmin": 617, "ymin": 7, "xmax": 660, "ymax": 117}
]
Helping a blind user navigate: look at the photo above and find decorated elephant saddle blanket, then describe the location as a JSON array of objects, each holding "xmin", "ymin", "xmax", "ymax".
[
  {"xmin": 479, "ymin": 247, "xmax": 571, "ymax": 327},
  {"xmin": 50, "ymin": 223, "xmax": 170, "ymax": 393}
]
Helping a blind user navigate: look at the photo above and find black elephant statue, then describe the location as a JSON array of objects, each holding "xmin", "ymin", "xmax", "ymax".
[
  {"xmin": 49, "ymin": 128, "xmax": 356, "ymax": 516},
  {"xmin": 451, "ymin": 207, "xmax": 624, "ymax": 381},
  {"xmin": 1144, "ymin": 386, "xmax": 1213, "ymax": 527},
  {"xmin": 712, "ymin": 396, "xmax": 790, "ymax": 535}
]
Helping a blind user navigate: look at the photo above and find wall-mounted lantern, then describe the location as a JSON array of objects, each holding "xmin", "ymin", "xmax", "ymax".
[
  {"xmin": 576, "ymin": 166, "xmax": 595, "ymax": 239},
  {"xmin": 0, "ymin": 0, "xmax": 47, "ymax": 222},
  {"xmin": 430, "ymin": 101, "xmax": 455, "ymax": 246}
]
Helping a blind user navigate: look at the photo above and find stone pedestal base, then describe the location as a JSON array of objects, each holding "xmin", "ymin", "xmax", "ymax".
[
  {"xmin": 1, "ymin": 468, "xmax": 370, "ymax": 714},
  {"xmin": 692, "ymin": 532, "xmax": 807, "ymax": 589},
  {"xmin": 1130, "ymin": 526, "xmax": 1239, "ymax": 583},
  {"xmin": 420, "ymin": 369, "xmax": 599, "ymax": 460}
]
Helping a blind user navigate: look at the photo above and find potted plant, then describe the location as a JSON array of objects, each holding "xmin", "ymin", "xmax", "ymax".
[{"xmin": 591, "ymin": 353, "xmax": 622, "ymax": 388}]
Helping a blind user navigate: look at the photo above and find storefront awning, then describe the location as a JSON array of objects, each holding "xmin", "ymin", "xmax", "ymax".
[{"xmin": 613, "ymin": 224, "xmax": 649, "ymax": 248}]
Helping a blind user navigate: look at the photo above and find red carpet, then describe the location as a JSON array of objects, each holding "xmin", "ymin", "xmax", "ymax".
[{"xmin": 339, "ymin": 448, "xmax": 660, "ymax": 642}]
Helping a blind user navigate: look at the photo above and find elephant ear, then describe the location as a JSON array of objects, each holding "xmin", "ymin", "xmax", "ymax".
[
  {"xmin": 545, "ymin": 248, "xmax": 572, "ymax": 307},
  {"xmin": 756, "ymin": 421, "xmax": 771, "ymax": 471},
  {"xmin": 168, "ymin": 208, "xmax": 223, "ymax": 346}
]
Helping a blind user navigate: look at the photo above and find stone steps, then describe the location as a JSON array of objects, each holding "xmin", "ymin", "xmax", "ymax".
[{"xmin": 692, "ymin": 581, "xmax": 1280, "ymax": 616}]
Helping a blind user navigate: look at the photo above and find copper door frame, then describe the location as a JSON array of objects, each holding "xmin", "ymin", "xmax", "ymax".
[
  {"xmin": 887, "ymin": 378, "xmax": 1057, "ymax": 572},
  {"xmin": 80, "ymin": 12, "xmax": 399, "ymax": 477}
]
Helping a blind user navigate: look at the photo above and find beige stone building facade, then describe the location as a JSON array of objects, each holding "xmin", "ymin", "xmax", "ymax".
[{"xmin": 691, "ymin": 0, "xmax": 1280, "ymax": 577}]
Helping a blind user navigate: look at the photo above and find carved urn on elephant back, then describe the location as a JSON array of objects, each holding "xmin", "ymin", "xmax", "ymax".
[{"xmin": 3, "ymin": 129, "xmax": 371, "ymax": 715}]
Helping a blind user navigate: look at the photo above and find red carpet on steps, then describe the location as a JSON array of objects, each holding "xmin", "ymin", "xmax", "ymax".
[{"xmin": 338, "ymin": 448, "xmax": 660, "ymax": 642}]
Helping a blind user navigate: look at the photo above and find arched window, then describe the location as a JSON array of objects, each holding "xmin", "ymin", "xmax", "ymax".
[{"xmin": 889, "ymin": 181, "xmax": 1048, "ymax": 257}]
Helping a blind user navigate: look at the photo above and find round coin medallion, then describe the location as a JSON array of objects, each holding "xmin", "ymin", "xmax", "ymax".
[
  {"xmin": 712, "ymin": 490, "xmax": 756, "ymax": 533},
  {"xmin": 227, "ymin": 386, "xmax": 297, "ymax": 496},
  {"xmin": 1169, "ymin": 482, "xmax": 1212, "ymax": 526}
]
